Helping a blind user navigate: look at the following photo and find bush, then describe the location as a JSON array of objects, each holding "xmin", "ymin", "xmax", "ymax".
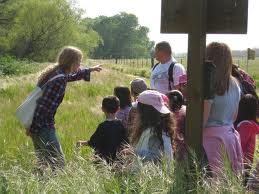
[{"xmin": 0, "ymin": 55, "xmax": 41, "ymax": 76}]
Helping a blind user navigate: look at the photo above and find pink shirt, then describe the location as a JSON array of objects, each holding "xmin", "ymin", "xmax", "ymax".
[{"xmin": 237, "ymin": 120, "xmax": 259, "ymax": 164}]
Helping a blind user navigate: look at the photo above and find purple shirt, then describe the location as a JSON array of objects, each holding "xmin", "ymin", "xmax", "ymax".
[
  {"xmin": 30, "ymin": 68, "xmax": 90, "ymax": 133},
  {"xmin": 115, "ymin": 106, "xmax": 131, "ymax": 129}
]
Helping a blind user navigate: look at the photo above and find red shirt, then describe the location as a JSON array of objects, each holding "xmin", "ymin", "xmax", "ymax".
[{"xmin": 237, "ymin": 120, "xmax": 259, "ymax": 164}]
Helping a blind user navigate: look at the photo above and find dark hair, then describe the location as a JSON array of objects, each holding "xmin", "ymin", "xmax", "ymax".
[
  {"xmin": 155, "ymin": 41, "xmax": 172, "ymax": 55},
  {"xmin": 131, "ymin": 102, "xmax": 175, "ymax": 145},
  {"xmin": 166, "ymin": 90, "xmax": 184, "ymax": 112},
  {"xmin": 102, "ymin": 96, "xmax": 120, "ymax": 114},
  {"xmin": 114, "ymin": 86, "xmax": 132, "ymax": 109},
  {"xmin": 235, "ymin": 94, "xmax": 258, "ymax": 124}
]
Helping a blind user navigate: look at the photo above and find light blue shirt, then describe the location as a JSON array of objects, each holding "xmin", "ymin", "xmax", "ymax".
[
  {"xmin": 205, "ymin": 78, "xmax": 241, "ymax": 128},
  {"xmin": 134, "ymin": 128, "xmax": 173, "ymax": 162}
]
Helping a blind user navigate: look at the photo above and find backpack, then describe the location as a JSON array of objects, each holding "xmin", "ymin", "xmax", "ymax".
[
  {"xmin": 15, "ymin": 74, "xmax": 65, "ymax": 129},
  {"xmin": 152, "ymin": 62, "xmax": 175, "ymax": 90},
  {"xmin": 232, "ymin": 65, "xmax": 257, "ymax": 97},
  {"xmin": 232, "ymin": 64, "xmax": 258, "ymax": 118}
]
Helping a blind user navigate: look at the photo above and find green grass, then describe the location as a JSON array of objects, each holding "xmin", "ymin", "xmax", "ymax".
[{"xmin": 0, "ymin": 62, "xmax": 258, "ymax": 193}]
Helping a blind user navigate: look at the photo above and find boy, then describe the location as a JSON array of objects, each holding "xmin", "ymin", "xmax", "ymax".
[{"xmin": 77, "ymin": 96, "xmax": 128, "ymax": 163}]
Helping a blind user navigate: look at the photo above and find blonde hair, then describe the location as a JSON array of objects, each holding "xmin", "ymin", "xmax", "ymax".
[
  {"xmin": 38, "ymin": 46, "xmax": 83, "ymax": 86},
  {"xmin": 205, "ymin": 42, "xmax": 233, "ymax": 95}
]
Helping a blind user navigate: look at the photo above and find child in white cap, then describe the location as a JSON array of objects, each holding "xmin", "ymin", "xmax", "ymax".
[
  {"xmin": 128, "ymin": 78, "xmax": 148, "ymax": 135},
  {"xmin": 130, "ymin": 90, "xmax": 175, "ymax": 163}
]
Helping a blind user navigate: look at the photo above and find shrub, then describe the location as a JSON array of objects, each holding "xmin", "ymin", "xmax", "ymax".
[{"xmin": 0, "ymin": 55, "xmax": 41, "ymax": 76}]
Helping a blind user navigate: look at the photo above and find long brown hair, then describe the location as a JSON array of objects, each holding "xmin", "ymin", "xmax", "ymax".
[
  {"xmin": 38, "ymin": 46, "xmax": 83, "ymax": 86},
  {"xmin": 130, "ymin": 102, "xmax": 175, "ymax": 146},
  {"xmin": 206, "ymin": 42, "xmax": 233, "ymax": 95}
]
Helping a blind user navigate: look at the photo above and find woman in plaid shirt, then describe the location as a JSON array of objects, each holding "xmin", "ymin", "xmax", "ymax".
[{"xmin": 27, "ymin": 46, "xmax": 102, "ymax": 171}]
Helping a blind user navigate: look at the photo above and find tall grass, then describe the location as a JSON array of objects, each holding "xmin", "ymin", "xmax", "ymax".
[{"xmin": 0, "ymin": 64, "xmax": 258, "ymax": 193}]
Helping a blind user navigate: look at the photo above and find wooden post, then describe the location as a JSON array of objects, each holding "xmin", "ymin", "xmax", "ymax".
[
  {"xmin": 151, "ymin": 58, "xmax": 154, "ymax": 68},
  {"xmin": 185, "ymin": 0, "xmax": 207, "ymax": 161}
]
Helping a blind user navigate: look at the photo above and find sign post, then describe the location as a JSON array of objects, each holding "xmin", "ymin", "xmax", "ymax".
[
  {"xmin": 247, "ymin": 48, "xmax": 256, "ymax": 72},
  {"xmin": 185, "ymin": 0, "xmax": 207, "ymax": 160},
  {"xmin": 161, "ymin": 0, "xmax": 248, "ymax": 163}
]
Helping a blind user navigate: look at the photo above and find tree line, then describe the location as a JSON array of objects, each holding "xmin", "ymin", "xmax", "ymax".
[{"xmin": 0, "ymin": 0, "xmax": 154, "ymax": 62}]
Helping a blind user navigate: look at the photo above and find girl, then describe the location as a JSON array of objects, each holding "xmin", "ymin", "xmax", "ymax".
[
  {"xmin": 28, "ymin": 46, "xmax": 102, "ymax": 171},
  {"xmin": 203, "ymin": 42, "xmax": 243, "ymax": 176},
  {"xmin": 236, "ymin": 94, "xmax": 259, "ymax": 180},
  {"xmin": 114, "ymin": 86, "xmax": 132, "ymax": 129},
  {"xmin": 166, "ymin": 90, "xmax": 186, "ymax": 161},
  {"xmin": 131, "ymin": 90, "xmax": 175, "ymax": 163}
]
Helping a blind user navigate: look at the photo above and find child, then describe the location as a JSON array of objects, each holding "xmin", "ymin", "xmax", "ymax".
[
  {"xmin": 166, "ymin": 90, "xmax": 186, "ymax": 161},
  {"xmin": 203, "ymin": 42, "xmax": 243, "ymax": 176},
  {"xmin": 130, "ymin": 78, "xmax": 147, "ymax": 105},
  {"xmin": 235, "ymin": 94, "xmax": 259, "ymax": 179},
  {"xmin": 28, "ymin": 46, "xmax": 102, "ymax": 171},
  {"xmin": 77, "ymin": 96, "xmax": 128, "ymax": 164},
  {"xmin": 114, "ymin": 86, "xmax": 132, "ymax": 129},
  {"xmin": 131, "ymin": 90, "xmax": 175, "ymax": 163},
  {"xmin": 128, "ymin": 78, "xmax": 147, "ymax": 135}
]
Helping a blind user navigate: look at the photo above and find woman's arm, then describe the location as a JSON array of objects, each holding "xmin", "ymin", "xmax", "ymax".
[{"xmin": 67, "ymin": 65, "xmax": 102, "ymax": 82}]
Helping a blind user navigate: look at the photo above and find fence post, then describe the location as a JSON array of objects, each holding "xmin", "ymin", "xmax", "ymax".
[{"xmin": 151, "ymin": 57, "xmax": 154, "ymax": 68}]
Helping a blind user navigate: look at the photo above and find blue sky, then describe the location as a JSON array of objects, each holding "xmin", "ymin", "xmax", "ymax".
[{"xmin": 77, "ymin": 0, "xmax": 259, "ymax": 53}]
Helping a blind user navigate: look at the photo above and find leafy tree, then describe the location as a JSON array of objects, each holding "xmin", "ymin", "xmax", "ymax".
[
  {"xmin": 0, "ymin": 0, "xmax": 18, "ymax": 53},
  {"xmin": 1, "ymin": 0, "xmax": 100, "ymax": 61},
  {"xmin": 89, "ymin": 12, "xmax": 154, "ymax": 59}
]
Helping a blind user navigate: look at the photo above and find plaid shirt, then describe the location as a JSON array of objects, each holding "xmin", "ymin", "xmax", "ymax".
[{"xmin": 30, "ymin": 68, "xmax": 91, "ymax": 133}]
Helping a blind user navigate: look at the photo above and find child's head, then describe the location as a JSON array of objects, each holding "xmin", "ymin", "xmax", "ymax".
[
  {"xmin": 166, "ymin": 90, "xmax": 184, "ymax": 112},
  {"xmin": 114, "ymin": 86, "xmax": 132, "ymax": 109},
  {"xmin": 130, "ymin": 78, "xmax": 147, "ymax": 99},
  {"xmin": 236, "ymin": 94, "xmax": 258, "ymax": 123},
  {"xmin": 131, "ymin": 90, "xmax": 174, "ymax": 144},
  {"xmin": 58, "ymin": 46, "xmax": 83, "ymax": 73},
  {"xmin": 102, "ymin": 96, "xmax": 120, "ymax": 114}
]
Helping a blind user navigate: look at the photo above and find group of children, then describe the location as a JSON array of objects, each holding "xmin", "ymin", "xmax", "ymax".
[{"xmin": 76, "ymin": 78, "xmax": 186, "ymax": 166}]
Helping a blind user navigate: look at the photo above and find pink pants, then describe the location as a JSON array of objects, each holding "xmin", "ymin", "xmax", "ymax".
[{"xmin": 203, "ymin": 125, "xmax": 244, "ymax": 175}]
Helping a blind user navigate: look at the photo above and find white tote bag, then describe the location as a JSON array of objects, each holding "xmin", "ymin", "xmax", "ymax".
[{"xmin": 15, "ymin": 74, "xmax": 65, "ymax": 129}]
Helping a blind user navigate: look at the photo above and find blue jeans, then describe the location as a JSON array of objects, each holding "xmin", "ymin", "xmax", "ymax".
[{"xmin": 31, "ymin": 128, "xmax": 64, "ymax": 171}]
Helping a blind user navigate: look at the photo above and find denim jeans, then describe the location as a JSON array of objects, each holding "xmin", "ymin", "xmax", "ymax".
[{"xmin": 31, "ymin": 128, "xmax": 64, "ymax": 171}]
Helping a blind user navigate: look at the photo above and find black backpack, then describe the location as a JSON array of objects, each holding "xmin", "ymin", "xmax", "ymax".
[{"xmin": 152, "ymin": 62, "xmax": 175, "ymax": 90}]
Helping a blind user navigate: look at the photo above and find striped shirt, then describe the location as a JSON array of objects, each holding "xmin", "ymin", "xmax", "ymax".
[{"xmin": 30, "ymin": 68, "xmax": 91, "ymax": 133}]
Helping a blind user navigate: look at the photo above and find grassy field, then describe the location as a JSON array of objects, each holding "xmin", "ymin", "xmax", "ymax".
[{"xmin": 0, "ymin": 60, "xmax": 258, "ymax": 193}]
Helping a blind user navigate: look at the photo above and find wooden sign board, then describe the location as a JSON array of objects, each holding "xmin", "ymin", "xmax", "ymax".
[
  {"xmin": 247, "ymin": 48, "xmax": 255, "ymax": 60},
  {"xmin": 161, "ymin": 0, "xmax": 248, "ymax": 34}
]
